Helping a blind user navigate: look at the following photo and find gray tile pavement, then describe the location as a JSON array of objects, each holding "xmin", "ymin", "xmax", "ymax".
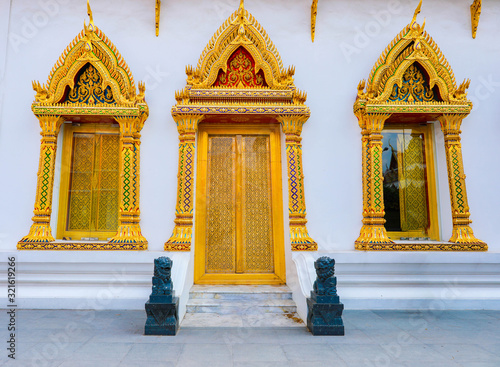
[{"xmin": 0, "ymin": 310, "xmax": 498, "ymax": 366}]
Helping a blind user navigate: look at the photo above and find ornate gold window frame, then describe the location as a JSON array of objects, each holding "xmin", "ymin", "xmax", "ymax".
[
  {"xmin": 353, "ymin": 2, "xmax": 486, "ymax": 251},
  {"xmin": 164, "ymin": 1, "xmax": 317, "ymax": 252},
  {"xmin": 18, "ymin": 4, "xmax": 148, "ymax": 250}
]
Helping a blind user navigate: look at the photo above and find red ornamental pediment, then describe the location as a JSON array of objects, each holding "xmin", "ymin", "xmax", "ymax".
[{"xmin": 213, "ymin": 47, "xmax": 268, "ymax": 88}]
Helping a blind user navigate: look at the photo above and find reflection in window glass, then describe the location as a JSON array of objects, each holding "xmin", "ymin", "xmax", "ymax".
[{"xmin": 382, "ymin": 128, "xmax": 429, "ymax": 237}]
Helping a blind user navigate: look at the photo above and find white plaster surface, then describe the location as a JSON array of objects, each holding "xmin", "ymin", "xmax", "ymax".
[{"xmin": 0, "ymin": 0, "xmax": 499, "ymax": 311}]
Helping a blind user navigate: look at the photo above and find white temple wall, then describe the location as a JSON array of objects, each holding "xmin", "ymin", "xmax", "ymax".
[{"xmin": 0, "ymin": 0, "xmax": 499, "ymax": 310}]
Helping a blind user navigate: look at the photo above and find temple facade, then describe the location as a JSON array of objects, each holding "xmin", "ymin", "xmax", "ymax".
[{"xmin": 0, "ymin": 0, "xmax": 499, "ymax": 319}]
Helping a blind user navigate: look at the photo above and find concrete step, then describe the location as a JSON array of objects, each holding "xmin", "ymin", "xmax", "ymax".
[
  {"xmin": 189, "ymin": 284, "xmax": 293, "ymax": 301},
  {"xmin": 182, "ymin": 285, "xmax": 303, "ymax": 326},
  {"xmin": 186, "ymin": 298, "xmax": 297, "ymax": 314},
  {"xmin": 182, "ymin": 312, "xmax": 304, "ymax": 327}
]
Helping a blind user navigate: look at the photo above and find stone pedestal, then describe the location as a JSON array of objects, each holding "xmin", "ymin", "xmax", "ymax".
[
  {"xmin": 145, "ymin": 296, "xmax": 179, "ymax": 335},
  {"xmin": 306, "ymin": 296, "xmax": 345, "ymax": 336}
]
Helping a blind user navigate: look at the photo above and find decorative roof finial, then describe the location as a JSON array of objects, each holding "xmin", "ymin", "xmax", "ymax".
[
  {"xmin": 238, "ymin": 0, "xmax": 245, "ymax": 22},
  {"xmin": 408, "ymin": 0, "xmax": 425, "ymax": 36},
  {"xmin": 237, "ymin": 0, "xmax": 246, "ymax": 35},
  {"xmin": 87, "ymin": 0, "xmax": 94, "ymax": 29},
  {"xmin": 84, "ymin": 0, "xmax": 95, "ymax": 52},
  {"xmin": 311, "ymin": 0, "xmax": 318, "ymax": 43},
  {"xmin": 470, "ymin": 0, "xmax": 481, "ymax": 39},
  {"xmin": 155, "ymin": 0, "xmax": 161, "ymax": 37},
  {"xmin": 411, "ymin": 0, "xmax": 422, "ymax": 25}
]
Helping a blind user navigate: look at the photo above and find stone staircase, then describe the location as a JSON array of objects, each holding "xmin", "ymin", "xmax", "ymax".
[{"xmin": 181, "ymin": 285, "xmax": 304, "ymax": 327}]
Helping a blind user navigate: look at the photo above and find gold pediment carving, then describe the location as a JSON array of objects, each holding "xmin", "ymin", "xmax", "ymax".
[
  {"xmin": 32, "ymin": 1, "xmax": 145, "ymax": 109},
  {"xmin": 184, "ymin": 1, "xmax": 295, "ymax": 90},
  {"xmin": 356, "ymin": 0, "xmax": 470, "ymax": 109}
]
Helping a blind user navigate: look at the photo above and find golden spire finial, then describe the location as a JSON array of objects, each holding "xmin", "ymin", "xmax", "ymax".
[
  {"xmin": 237, "ymin": 0, "xmax": 246, "ymax": 32},
  {"xmin": 470, "ymin": 0, "xmax": 481, "ymax": 39},
  {"xmin": 84, "ymin": 0, "xmax": 95, "ymax": 52},
  {"xmin": 155, "ymin": 0, "xmax": 161, "ymax": 37},
  {"xmin": 87, "ymin": 0, "xmax": 94, "ymax": 27},
  {"xmin": 238, "ymin": 0, "xmax": 245, "ymax": 20},
  {"xmin": 84, "ymin": 0, "xmax": 95, "ymax": 35},
  {"xmin": 311, "ymin": 0, "xmax": 318, "ymax": 42},
  {"xmin": 411, "ymin": 0, "xmax": 422, "ymax": 25}
]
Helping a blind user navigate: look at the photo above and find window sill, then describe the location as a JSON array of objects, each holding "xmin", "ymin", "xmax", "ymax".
[
  {"xmin": 357, "ymin": 240, "xmax": 487, "ymax": 251},
  {"xmin": 17, "ymin": 240, "xmax": 146, "ymax": 251}
]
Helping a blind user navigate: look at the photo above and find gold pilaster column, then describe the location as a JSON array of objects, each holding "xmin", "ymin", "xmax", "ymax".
[
  {"xmin": 438, "ymin": 114, "xmax": 486, "ymax": 248},
  {"xmin": 355, "ymin": 113, "xmax": 393, "ymax": 250},
  {"xmin": 277, "ymin": 115, "xmax": 317, "ymax": 251},
  {"xmin": 19, "ymin": 116, "xmax": 64, "ymax": 246},
  {"xmin": 165, "ymin": 114, "xmax": 204, "ymax": 251},
  {"xmin": 108, "ymin": 116, "xmax": 147, "ymax": 249}
]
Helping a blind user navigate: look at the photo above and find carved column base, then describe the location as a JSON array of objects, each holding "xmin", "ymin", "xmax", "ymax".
[
  {"xmin": 290, "ymin": 215, "xmax": 317, "ymax": 251},
  {"xmin": 19, "ymin": 227, "xmax": 54, "ymax": 243},
  {"xmin": 355, "ymin": 225, "xmax": 392, "ymax": 245},
  {"xmin": 18, "ymin": 216, "xmax": 55, "ymax": 248},
  {"xmin": 108, "ymin": 214, "xmax": 147, "ymax": 249},
  {"xmin": 450, "ymin": 225, "xmax": 487, "ymax": 248},
  {"xmin": 447, "ymin": 213, "xmax": 487, "ymax": 249},
  {"xmin": 355, "ymin": 213, "xmax": 393, "ymax": 250},
  {"xmin": 164, "ymin": 215, "xmax": 192, "ymax": 251}
]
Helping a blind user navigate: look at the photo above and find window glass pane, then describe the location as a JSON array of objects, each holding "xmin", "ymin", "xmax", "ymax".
[{"xmin": 382, "ymin": 128, "xmax": 429, "ymax": 237}]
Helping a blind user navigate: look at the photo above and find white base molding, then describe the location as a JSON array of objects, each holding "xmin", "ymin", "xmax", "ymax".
[
  {"xmin": 342, "ymin": 298, "xmax": 500, "ymax": 310},
  {"xmin": 1, "ymin": 251, "xmax": 192, "ymax": 318},
  {"xmin": 291, "ymin": 251, "xmax": 500, "ymax": 319},
  {"xmin": 1, "ymin": 251, "xmax": 499, "ymax": 316}
]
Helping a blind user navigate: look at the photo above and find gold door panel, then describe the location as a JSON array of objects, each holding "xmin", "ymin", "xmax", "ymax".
[
  {"xmin": 241, "ymin": 135, "xmax": 274, "ymax": 273},
  {"xmin": 195, "ymin": 124, "xmax": 285, "ymax": 284},
  {"xmin": 205, "ymin": 136, "xmax": 237, "ymax": 273}
]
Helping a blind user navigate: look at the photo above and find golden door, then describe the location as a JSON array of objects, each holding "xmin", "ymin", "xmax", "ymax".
[{"xmin": 195, "ymin": 124, "xmax": 285, "ymax": 284}]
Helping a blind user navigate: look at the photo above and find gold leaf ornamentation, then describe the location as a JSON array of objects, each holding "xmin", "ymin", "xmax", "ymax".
[
  {"xmin": 67, "ymin": 64, "xmax": 115, "ymax": 105},
  {"xmin": 388, "ymin": 64, "xmax": 436, "ymax": 103}
]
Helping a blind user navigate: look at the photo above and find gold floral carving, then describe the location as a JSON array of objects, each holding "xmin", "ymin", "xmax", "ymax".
[
  {"xmin": 353, "ymin": 0, "xmax": 486, "ymax": 251},
  {"xmin": 32, "ymin": 2, "xmax": 139, "ymax": 107},
  {"xmin": 183, "ymin": 1, "xmax": 295, "ymax": 90},
  {"xmin": 388, "ymin": 64, "xmax": 436, "ymax": 102},
  {"xmin": 18, "ymin": 1, "xmax": 148, "ymax": 251},
  {"xmin": 67, "ymin": 64, "xmax": 115, "ymax": 104},
  {"xmin": 214, "ymin": 47, "xmax": 267, "ymax": 88},
  {"xmin": 167, "ymin": 1, "xmax": 315, "ymax": 252}
]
